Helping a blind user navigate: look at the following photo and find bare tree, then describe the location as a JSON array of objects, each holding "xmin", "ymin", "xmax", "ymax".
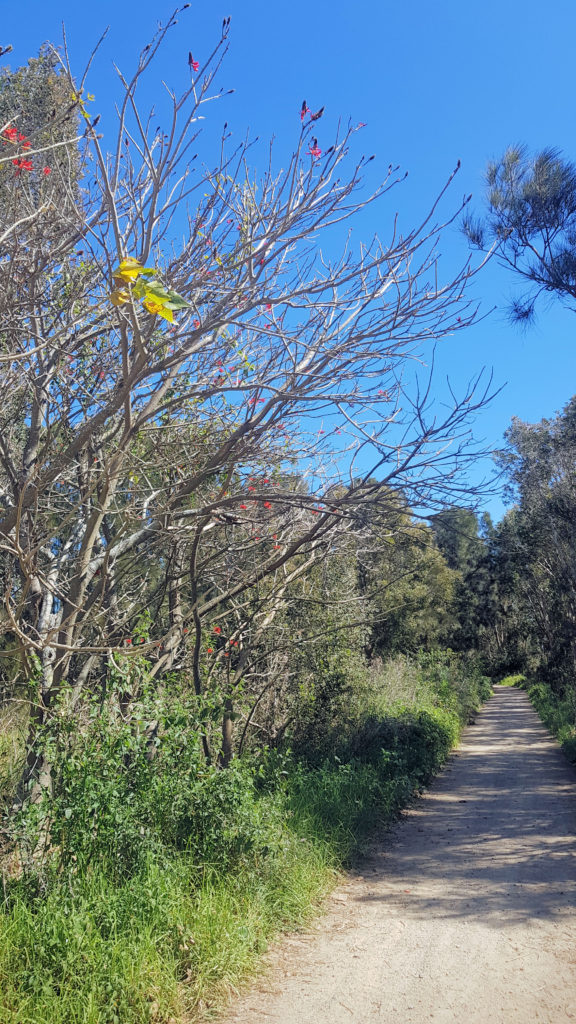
[{"xmin": 0, "ymin": 9, "xmax": 492, "ymax": 796}]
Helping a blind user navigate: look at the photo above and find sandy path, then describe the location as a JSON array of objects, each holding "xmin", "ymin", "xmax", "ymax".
[{"xmin": 222, "ymin": 686, "xmax": 576, "ymax": 1024}]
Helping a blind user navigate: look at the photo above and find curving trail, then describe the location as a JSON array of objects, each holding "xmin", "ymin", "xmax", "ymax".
[{"xmin": 222, "ymin": 686, "xmax": 576, "ymax": 1024}]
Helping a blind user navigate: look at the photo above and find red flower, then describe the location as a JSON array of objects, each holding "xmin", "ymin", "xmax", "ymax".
[
  {"xmin": 266, "ymin": 303, "xmax": 272, "ymax": 311},
  {"xmin": 300, "ymin": 101, "xmax": 310, "ymax": 122},
  {"xmin": 42, "ymin": 166, "xmax": 51, "ymax": 175},
  {"xmin": 309, "ymin": 144, "xmax": 322, "ymax": 159},
  {"xmin": 240, "ymin": 504, "xmax": 247, "ymax": 509},
  {"xmin": 213, "ymin": 625, "xmax": 222, "ymax": 634},
  {"xmin": 189, "ymin": 55, "xmax": 200, "ymax": 72},
  {"xmin": 206, "ymin": 647, "xmax": 214, "ymax": 653},
  {"xmin": 125, "ymin": 638, "xmax": 132, "ymax": 644},
  {"xmin": 263, "ymin": 501, "xmax": 272, "ymax": 509}
]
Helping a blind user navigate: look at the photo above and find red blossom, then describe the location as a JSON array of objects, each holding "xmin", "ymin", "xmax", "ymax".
[
  {"xmin": 309, "ymin": 144, "xmax": 322, "ymax": 159},
  {"xmin": 239, "ymin": 504, "xmax": 247, "ymax": 509},
  {"xmin": 213, "ymin": 625, "xmax": 222, "ymax": 634},
  {"xmin": 300, "ymin": 101, "xmax": 310, "ymax": 122},
  {"xmin": 42, "ymin": 166, "xmax": 51, "ymax": 175},
  {"xmin": 206, "ymin": 647, "xmax": 214, "ymax": 653},
  {"xmin": 263, "ymin": 501, "xmax": 272, "ymax": 509}
]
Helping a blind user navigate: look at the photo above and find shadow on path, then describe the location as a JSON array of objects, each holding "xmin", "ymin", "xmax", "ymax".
[{"xmin": 353, "ymin": 686, "xmax": 576, "ymax": 927}]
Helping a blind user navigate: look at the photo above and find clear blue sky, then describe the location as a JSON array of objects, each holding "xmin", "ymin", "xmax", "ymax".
[{"xmin": 4, "ymin": 0, "xmax": 576, "ymax": 522}]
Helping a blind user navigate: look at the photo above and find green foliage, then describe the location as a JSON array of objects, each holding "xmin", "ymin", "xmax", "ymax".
[
  {"xmin": 525, "ymin": 680, "xmax": 576, "ymax": 763},
  {"xmin": 498, "ymin": 673, "xmax": 527, "ymax": 687},
  {"xmin": 366, "ymin": 519, "xmax": 459, "ymax": 657}
]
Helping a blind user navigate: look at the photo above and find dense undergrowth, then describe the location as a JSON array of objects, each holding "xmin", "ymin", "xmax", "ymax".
[
  {"xmin": 0, "ymin": 653, "xmax": 491, "ymax": 1024},
  {"xmin": 505, "ymin": 675, "xmax": 576, "ymax": 763}
]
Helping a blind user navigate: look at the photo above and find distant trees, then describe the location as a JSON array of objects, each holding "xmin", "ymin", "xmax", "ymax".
[{"xmin": 450, "ymin": 398, "xmax": 576, "ymax": 690}]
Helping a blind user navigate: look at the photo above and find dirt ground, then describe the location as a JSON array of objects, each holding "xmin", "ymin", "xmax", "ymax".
[{"xmin": 221, "ymin": 686, "xmax": 576, "ymax": 1024}]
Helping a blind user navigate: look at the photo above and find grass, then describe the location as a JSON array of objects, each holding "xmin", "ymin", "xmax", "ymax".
[{"xmin": 0, "ymin": 846, "xmax": 336, "ymax": 1024}]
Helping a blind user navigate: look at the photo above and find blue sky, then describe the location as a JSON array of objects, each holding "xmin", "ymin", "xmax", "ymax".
[{"xmin": 3, "ymin": 0, "xmax": 576, "ymax": 521}]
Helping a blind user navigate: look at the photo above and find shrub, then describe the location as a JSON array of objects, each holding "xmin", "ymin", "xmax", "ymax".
[{"xmin": 498, "ymin": 673, "xmax": 527, "ymax": 687}]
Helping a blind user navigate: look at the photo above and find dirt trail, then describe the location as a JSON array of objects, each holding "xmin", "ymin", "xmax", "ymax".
[{"xmin": 222, "ymin": 686, "xmax": 576, "ymax": 1024}]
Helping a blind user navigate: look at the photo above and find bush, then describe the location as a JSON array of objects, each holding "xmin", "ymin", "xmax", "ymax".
[{"xmin": 498, "ymin": 673, "xmax": 527, "ymax": 687}]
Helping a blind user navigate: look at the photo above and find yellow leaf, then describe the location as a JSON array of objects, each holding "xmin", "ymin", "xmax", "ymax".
[
  {"xmin": 110, "ymin": 288, "xmax": 130, "ymax": 306},
  {"xmin": 143, "ymin": 298, "xmax": 174, "ymax": 322},
  {"xmin": 112, "ymin": 257, "xmax": 155, "ymax": 284}
]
